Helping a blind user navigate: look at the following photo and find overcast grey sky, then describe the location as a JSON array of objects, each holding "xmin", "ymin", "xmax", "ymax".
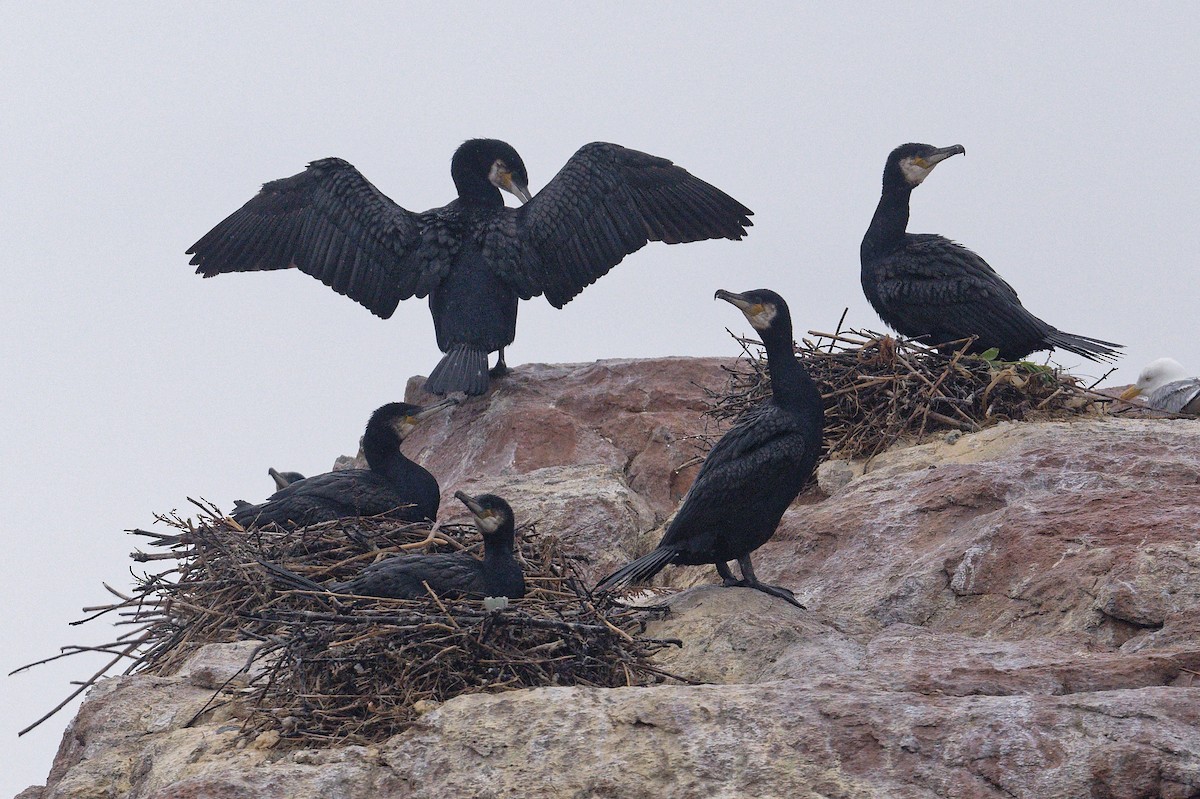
[{"xmin": 3, "ymin": 4, "xmax": 1197, "ymax": 793}]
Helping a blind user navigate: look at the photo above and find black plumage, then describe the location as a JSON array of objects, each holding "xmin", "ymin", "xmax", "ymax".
[
  {"xmin": 189, "ymin": 139, "xmax": 753, "ymax": 395},
  {"xmin": 860, "ymin": 143, "xmax": 1122, "ymax": 362},
  {"xmin": 327, "ymin": 491, "xmax": 525, "ymax": 600},
  {"xmin": 232, "ymin": 399, "xmax": 454, "ymax": 529},
  {"xmin": 595, "ymin": 289, "xmax": 824, "ymax": 607}
]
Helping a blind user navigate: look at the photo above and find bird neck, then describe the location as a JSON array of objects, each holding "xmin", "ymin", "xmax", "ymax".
[
  {"xmin": 762, "ymin": 328, "xmax": 822, "ymax": 425},
  {"xmin": 482, "ymin": 526, "xmax": 516, "ymax": 561},
  {"xmin": 861, "ymin": 182, "xmax": 912, "ymax": 261},
  {"xmin": 452, "ymin": 169, "xmax": 505, "ymax": 208},
  {"xmin": 362, "ymin": 427, "xmax": 411, "ymax": 477}
]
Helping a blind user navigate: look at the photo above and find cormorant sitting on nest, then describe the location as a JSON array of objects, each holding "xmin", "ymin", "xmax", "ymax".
[
  {"xmin": 1120, "ymin": 358, "xmax": 1200, "ymax": 414},
  {"xmin": 189, "ymin": 139, "xmax": 753, "ymax": 395},
  {"xmin": 860, "ymin": 143, "xmax": 1122, "ymax": 363},
  {"xmin": 232, "ymin": 399, "xmax": 454, "ymax": 529},
  {"xmin": 595, "ymin": 289, "xmax": 823, "ymax": 607},
  {"xmin": 328, "ymin": 491, "xmax": 525, "ymax": 600}
]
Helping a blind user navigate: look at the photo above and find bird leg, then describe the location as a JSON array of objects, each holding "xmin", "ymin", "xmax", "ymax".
[
  {"xmin": 489, "ymin": 348, "xmax": 509, "ymax": 378},
  {"xmin": 715, "ymin": 560, "xmax": 746, "ymax": 587},
  {"xmin": 736, "ymin": 556, "xmax": 804, "ymax": 609}
]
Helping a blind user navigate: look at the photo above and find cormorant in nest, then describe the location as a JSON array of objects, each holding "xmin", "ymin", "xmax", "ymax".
[
  {"xmin": 595, "ymin": 289, "xmax": 823, "ymax": 607},
  {"xmin": 860, "ymin": 142, "xmax": 1121, "ymax": 362},
  {"xmin": 189, "ymin": 139, "xmax": 753, "ymax": 395},
  {"xmin": 232, "ymin": 399, "xmax": 454, "ymax": 529},
  {"xmin": 268, "ymin": 467, "xmax": 305, "ymax": 491},
  {"xmin": 327, "ymin": 491, "xmax": 525, "ymax": 600}
]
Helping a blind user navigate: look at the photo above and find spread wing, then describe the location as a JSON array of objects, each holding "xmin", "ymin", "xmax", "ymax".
[
  {"xmin": 187, "ymin": 158, "xmax": 442, "ymax": 318},
  {"xmin": 875, "ymin": 234, "xmax": 1048, "ymax": 345},
  {"xmin": 513, "ymin": 142, "xmax": 753, "ymax": 308}
]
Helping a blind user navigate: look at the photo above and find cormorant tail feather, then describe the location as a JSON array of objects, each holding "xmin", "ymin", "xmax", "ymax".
[
  {"xmin": 425, "ymin": 344, "xmax": 489, "ymax": 395},
  {"xmin": 1045, "ymin": 330, "xmax": 1123, "ymax": 364},
  {"xmin": 594, "ymin": 546, "xmax": 679, "ymax": 594}
]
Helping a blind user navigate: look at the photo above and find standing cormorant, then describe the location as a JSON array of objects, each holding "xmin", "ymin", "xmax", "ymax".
[
  {"xmin": 232, "ymin": 399, "xmax": 454, "ymax": 529},
  {"xmin": 595, "ymin": 289, "xmax": 824, "ymax": 607},
  {"xmin": 1120, "ymin": 358, "xmax": 1200, "ymax": 413},
  {"xmin": 860, "ymin": 143, "xmax": 1122, "ymax": 362},
  {"xmin": 188, "ymin": 139, "xmax": 753, "ymax": 395},
  {"xmin": 327, "ymin": 491, "xmax": 525, "ymax": 600}
]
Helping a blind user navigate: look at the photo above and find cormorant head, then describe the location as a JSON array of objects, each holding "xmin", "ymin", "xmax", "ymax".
[
  {"xmin": 268, "ymin": 467, "xmax": 306, "ymax": 491},
  {"xmin": 1120, "ymin": 357, "xmax": 1189, "ymax": 400},
  {"xmin": 884, "ymin": 143, "xmax": 965, "ymax": 189},
  {"xmin": 452, "ymin": 139, "xmax": 532, "ymax": 205},
  {"xmin": 368, "ymin": 398, "xmax": 457, "ymax": 443},
  {"xmin": 715, "ymin": 288, "xmax": 792, "ymax": 335},
  {"xmin": 454, "ymin": 491, "xmax": 515, "ymax": 536}
]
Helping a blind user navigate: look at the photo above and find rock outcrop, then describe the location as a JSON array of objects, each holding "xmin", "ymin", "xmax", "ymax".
[{"xmin": 21, "ymin": 357, "xmax": 1200, "ymax": 799}]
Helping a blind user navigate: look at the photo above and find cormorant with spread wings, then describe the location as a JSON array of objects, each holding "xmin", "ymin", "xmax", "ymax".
[{"xmin": 188, "ymin": 139, "xmax": 753, "ymax": 394}]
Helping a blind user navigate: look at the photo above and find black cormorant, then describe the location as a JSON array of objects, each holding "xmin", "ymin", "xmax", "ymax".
[
  {"xmin": 188, "ymin": 139, "xmax": 753, "ymax": 395},
  {"xmin": 232, "ymin": 399, "xmax": 454, "ymax": 529},
  {"xmin": 269, "ymin": 467, "xmax": 306, "ymax": 491},
  {"xmin": 1120, "ymin": 358, "xmax": 1200, "ymax": 413},
  {"xmin": 327, "ymin": 491, "xmax": 525, "ymax": 600},
  {"xmin": 860, "ymin": 143, "xmax": 1122, "ymax": 362},
  {"xmin": 595, "ymin": 289, "xmax": 824, "ymax": 607}
]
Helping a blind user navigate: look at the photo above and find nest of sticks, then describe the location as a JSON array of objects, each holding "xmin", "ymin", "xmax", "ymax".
[
  {"xmin": 22, "ymin": 504, "xmax": 678, "ymax": 745},
  {"xmin": 705, "ymin": 319, "xmax": 1114, "ymax": 460}
]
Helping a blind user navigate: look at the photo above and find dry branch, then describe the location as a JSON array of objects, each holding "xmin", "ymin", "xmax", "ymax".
[
  {"xmin": 705, "ymin": 320, "xmax": 1110, "ymax": 460},
  {"xmin": 17, "ymin": 508, "xmax": 675, "ymax": 744}
]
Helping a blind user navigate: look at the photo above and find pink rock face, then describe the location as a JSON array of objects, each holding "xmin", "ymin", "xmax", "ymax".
[
  {"xmin": 753, "ymin": 419, "xmax": 1200, "ymax": 650},
  {"xmin": 25, "ymin": 359, "xmax": 1200, "ymax": 799},
  {"xmin": 403, "ymin": 357, "xmax": 731, "ymax": 519}
]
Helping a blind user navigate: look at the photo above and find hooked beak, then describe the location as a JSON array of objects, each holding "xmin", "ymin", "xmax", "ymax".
[
  {"xmin": 268, "ymin": 467, "xmax": 290, "ymax": 491},
  {"xmin": 714, "ymin": 288, "xmax": 752, "ymax": 312},
  {"xmin": 1118, "ymin": 385, "xmax": 1143, "ymax": 401},
  {"xmin": 500, "ymin": 172, "xmax": 533, "ymax": 204},
  {"xmin": 923, "ymin": 144, "xmax": 966, "ymax": 167},
  {"xmin": 454, "ymin": 490, "xmax": 485, "ymax": 516},
  {"xmin": 414, "ymin": 396, "xmax": 458, "ymax": 421}
]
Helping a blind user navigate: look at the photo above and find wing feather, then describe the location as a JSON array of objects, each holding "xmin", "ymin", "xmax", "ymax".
[
  {"xmin": 188, "ymin": 158, "xmax": 433, "ymax": 319},
  {"xmin": 872, "ymin": 234, "xmax": 1050, "ymax": 348},
  {"xmin": 515, "ymin": 142, "xmax": 753, "ymax": 308}
]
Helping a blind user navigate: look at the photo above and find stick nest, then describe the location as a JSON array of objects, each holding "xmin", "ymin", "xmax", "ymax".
[
  {"xmin": 705, "ymin": 321, "xmax": 1113, "ymax": 460},
  {"xmin": 32, "ymin": 505, "xmax": 677, "ymax": 745}
]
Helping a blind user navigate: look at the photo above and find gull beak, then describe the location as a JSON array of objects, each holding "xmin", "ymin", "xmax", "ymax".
[
  {"xmin": 454, "ymin": 490, "xmax": 486, "ymax": 517},
  {"xmin": 1118, "ymin": 385, "xmax": 1143, "ymax": 401}
]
